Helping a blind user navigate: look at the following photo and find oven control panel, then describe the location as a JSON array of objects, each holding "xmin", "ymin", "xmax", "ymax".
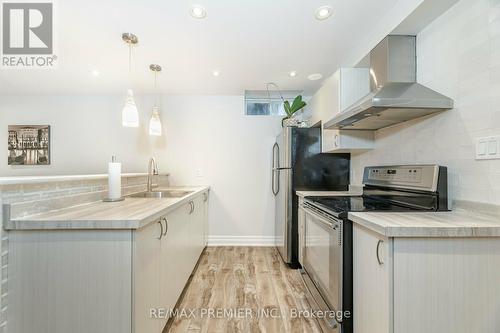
[
  {"xmin": 363, "ymin": 165, "xmax": 441, "ymax": 191},
  {"xmin": 368, "ymin": 167, "xmax": 422, "ymax": 183}
]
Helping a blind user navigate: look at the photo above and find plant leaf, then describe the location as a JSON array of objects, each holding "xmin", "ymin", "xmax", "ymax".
[
  {"xmin": 291, "ymin": 95, "xmax": 302, "ymax": 110},
  {"xmin": 289, "ymin": 95, "xmax": 307, "ymax": 114},
  {"xmin": 283, "ymin": 101, "xmax": 292, "ymax": 116}
]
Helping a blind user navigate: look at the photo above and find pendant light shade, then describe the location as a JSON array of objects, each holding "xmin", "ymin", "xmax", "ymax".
[
  {"xmin": 149, "ymin": 64, "xmax": 163, "ymax": 136},
  {"xmin": 122, "ymin": 89, "xmax": 139, "ymax": 127},
  {"xmin": 149, "ymin": 106, "xmax": 162, "ymax": 136},
  {"xmin": 121, "ymin": 33, "xmax": 139, "ymax": 128}
]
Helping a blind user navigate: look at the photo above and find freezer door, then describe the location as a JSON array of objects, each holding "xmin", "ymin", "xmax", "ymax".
[
  {"xmin": 275, "ymin": 168, "xmax": 292, "ymax": 263},
  {"xmin": 277, "ymin": 127, "xmax": 292, "ymax": 168}
]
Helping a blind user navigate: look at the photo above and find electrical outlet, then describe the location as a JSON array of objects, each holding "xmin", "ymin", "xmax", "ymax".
[{"xmin": 476, "ymin": 136, "xmax": 500, "ymax": 160}]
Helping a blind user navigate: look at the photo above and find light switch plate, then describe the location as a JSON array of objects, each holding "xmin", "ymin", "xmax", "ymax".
[
  {"xmin": 195, "ymin": 168, "xmax": 204, "ymax": 177},
  {"xmin": 476, "ymin": 136, "xmax": 500, "ymax": 160}
]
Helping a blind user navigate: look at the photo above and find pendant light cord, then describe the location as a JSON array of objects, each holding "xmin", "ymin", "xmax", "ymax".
[
  {"xmin": 266, "ymin": 82, "xmax": 285, "ymax": 103},
  {"xmin": 154, "ymin": 69, "xmax": 160, "ymax": 108},
  {"xmin": 128, "ymin": 43, "xmax": 132, "ymax": 73}
]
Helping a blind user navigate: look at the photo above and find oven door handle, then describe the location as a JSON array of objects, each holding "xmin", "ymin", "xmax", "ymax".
[{"xmin": 302, "ymin": 204, "xmax": 340, "ymax": 229}]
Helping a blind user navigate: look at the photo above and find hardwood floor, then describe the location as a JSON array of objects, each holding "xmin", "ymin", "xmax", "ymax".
[{"xmin": 166, "ymin": 246, "xmax": 325, "ymax": 333}]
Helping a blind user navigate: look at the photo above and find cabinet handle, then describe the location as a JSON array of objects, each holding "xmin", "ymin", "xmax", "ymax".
[
  {"xmin": 203, "ymin": 192, "xmax": 208, "ymax": 202},
  {"xmin": 158, "ymin": 220, "xmax": 164, "ymax": 240},
  {"xmin": 376, "ymin": 240, "xmax": 384, "ymax": 265},
  {"xmin": 334, "ymin": 134, "xmax": 339, "ymax": 148},
  {"xmin": 162, "ymin": 217, "xmax": 168, "ymax": 236},
  {"xmin": 189, "ymin": 201, "xmax": 194, "ymax": 214}
]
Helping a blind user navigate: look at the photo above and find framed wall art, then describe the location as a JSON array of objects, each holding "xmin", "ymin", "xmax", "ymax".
[{"xmin": 8, "ymin": 125, "xmax": 51, "ymax": 165}]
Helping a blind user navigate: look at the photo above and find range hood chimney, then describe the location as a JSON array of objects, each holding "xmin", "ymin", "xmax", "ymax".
[{"xmin": 324, "ymin": 35, "xmax": 454, "ymax": 130}]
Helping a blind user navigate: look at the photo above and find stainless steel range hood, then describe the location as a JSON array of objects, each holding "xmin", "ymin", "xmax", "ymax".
[{"xmin": 324, "ymin": 35, "xmax": 453, "ymax": 130}]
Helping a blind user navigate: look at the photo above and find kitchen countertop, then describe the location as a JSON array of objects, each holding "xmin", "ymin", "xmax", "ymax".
[
  {"xmin": 4, "ymin": 186, "xmax": 209, "ymax": 231},
  {"xmin": 349, "ymin": 208, "xmax": 500, "ymax": 238}
]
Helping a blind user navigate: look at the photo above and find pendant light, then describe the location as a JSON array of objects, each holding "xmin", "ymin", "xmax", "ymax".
[
  {"xmin": 149, "ymin": 64, "xmax": 163, "ymax": 136},
  {"xmin": 121, "ymin": 33, "xmax": 139, "ymax": 127}
]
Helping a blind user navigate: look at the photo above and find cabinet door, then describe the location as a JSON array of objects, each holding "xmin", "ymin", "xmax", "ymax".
[
  {"xmin": 308, "ymin": 71, "xmax": 340, "ymax": 127},
  {"xmin": 202, "ymin": 192, "xmax": 209, "ymax": 247},
  {"xmin": 338, "ymin": 68, "xmax": 370, "ymax": 112},
  {"xmin": 134, "ymin": 221, "xmax": 162, "ymax": 333},
  {"xmin": 323, "ymin": 130, "xmax": 374, "ymax": 153},
  {"xmin": 353, "ymin": 224, "xmax": 393, "ymax": 333},
  {"xmin": 190, "ymin": 194, "xmax": 206, "ymax": 261},
  {"xmin": 159, "ymin": 206, "xmax": 188, "ymax": 321},
  {"xmin": 392, "ymin": 238, "xmax": 500, "ymax": 333}
]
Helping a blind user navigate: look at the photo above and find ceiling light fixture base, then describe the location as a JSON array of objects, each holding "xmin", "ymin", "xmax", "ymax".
[
  {"xmin": 149, "ymin": 64, "xmax": 162, "ymax": 72},
  {"xmin": 308, "ymin": 73, "xmax": 323, "ymax": 81},
  {"xmin": 315, "ymin": 6, "xmax": 333, "ymax": 20},
  {"xmin": 122, "ymin": 33, "xmax": 138, "ymax": 44}
]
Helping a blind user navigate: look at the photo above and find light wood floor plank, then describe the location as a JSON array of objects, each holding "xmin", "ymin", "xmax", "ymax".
[{"xmin": 167, "ymin": 246, "xmax": 325, "ymax": 333}]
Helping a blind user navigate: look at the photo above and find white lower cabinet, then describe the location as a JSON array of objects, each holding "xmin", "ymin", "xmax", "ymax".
[
  {"xmin": 353, "ymin": 223, "xmax": 500, "ymax": 333},
  {"xmin": 134, "ymin": 220, "xmax": 162, "ymax": 333},
  {"xmin": 202, "ymin": 192, "xmax": 209, "ymax": 246},
  {"xmin": 132, "ymin": 193, "xmax": 210, "ymax": 333},
  {"xmin": 159, "ymin": 203, "xmax": 190, "ymax": 329},
  {"xmin": 189, "ymin": 194, "xmax": 207, "ymax": 264},
  {"xmin": 6, "ymin": 190, "xmax": 209, "ymax": 333},
  {"xmin": 353, "ymin": 224, "xmax": 392, "ymax": 333}
]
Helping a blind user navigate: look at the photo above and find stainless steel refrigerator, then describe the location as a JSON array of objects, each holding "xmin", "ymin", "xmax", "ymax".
[{"xmin": 272, "ymin": 127, "xmax": 350, "ymax": 267}]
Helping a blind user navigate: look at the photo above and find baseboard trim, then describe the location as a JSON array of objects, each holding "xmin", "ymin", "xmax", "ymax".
[{"xmin": 208, "ymin": 236, "xmax": 276, "ymax": 246}]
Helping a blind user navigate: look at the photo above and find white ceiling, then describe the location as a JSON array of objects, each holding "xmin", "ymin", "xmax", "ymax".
[{"xmin": 0, "ymin": 0, "xmax": 405, "ymax": 95}]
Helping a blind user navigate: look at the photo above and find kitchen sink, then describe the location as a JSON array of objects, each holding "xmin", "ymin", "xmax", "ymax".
[{"xmin": 129, "ymin": 190, "xmax": 193, "ymax": 198}]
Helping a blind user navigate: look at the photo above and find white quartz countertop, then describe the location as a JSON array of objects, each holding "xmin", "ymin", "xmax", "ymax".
[
  {"xmin": 4, "ymin": 186, "xmax": 209, "ymax": 230},
  {"xmin": 349, "ymin": 209, "xmax": 500, "ymax": 238}
]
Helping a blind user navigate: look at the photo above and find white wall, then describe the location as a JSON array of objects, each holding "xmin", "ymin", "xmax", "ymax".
[
  {"xmin": 351, "ymin": 0, "xmax": 500, "ymax": 204},
  {"xmin": 0, "ymin": 95, "xmax": 166, "ymax": 175},
  {"xmin": 159, "ymin": 95, "xmax": 282, "ymax": 244}
]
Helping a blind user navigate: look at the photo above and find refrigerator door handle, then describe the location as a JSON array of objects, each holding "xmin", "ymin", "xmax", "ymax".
[{"xmin": 272, "ymin": 143, "xmax": 279, "ymax": 196}]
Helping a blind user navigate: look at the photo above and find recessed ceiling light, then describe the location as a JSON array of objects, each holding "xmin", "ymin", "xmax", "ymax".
[
  {"xmin": 289, "ymin": 71, "xmax": 297, "ymax": 78},
  {"xmin": 315, "ymin": 6, "xmax": 333, "ymax": 20},
  {"xmin": 212, "ymin": 70, "xmax": 220, "ymax": 77},
  {"xmin": 190, "ymin": 5, "xmax": 207, "ymax": 19},
  {"xmin": 307, "ymin": 73, "xmax": 323, "ymax": 81},
  {"xmin": 91, "ymin": 69, "xmax": 100, "ymax": 77}
]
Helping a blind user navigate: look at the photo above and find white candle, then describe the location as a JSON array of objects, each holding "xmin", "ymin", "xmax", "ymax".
[{"xmin": 108, "ymin": 156, "xmax": 122, "ymax": 200}]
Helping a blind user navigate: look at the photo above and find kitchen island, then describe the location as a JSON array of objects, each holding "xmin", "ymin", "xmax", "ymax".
[{"xmin": 2, "ymin": 183, "xmax": 210, "ymax": 333}]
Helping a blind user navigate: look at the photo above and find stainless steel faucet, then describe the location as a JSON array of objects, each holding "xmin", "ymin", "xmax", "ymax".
[{"xmin": 147, "ymin": 157, "xmax": 159, "ymax": 192}]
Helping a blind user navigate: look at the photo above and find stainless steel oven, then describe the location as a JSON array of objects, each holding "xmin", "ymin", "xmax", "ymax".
[
  {"xmin": 302, "ymin": 202, "xmax": 343, "ymax": 330},
  {"xmin": 300, "ymin": 165, "xmax": 449, "ymax": 333}
]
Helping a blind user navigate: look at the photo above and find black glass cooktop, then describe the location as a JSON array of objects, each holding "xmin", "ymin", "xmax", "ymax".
[{"xmin": 308, "ymin": 195, "xmax": 436, "ymax": 218}]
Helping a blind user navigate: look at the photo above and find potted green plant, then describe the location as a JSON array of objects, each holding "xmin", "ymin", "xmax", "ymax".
[{"xmin": 282, "ymin": 95, "xmax": 307, "ymax": 127}]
